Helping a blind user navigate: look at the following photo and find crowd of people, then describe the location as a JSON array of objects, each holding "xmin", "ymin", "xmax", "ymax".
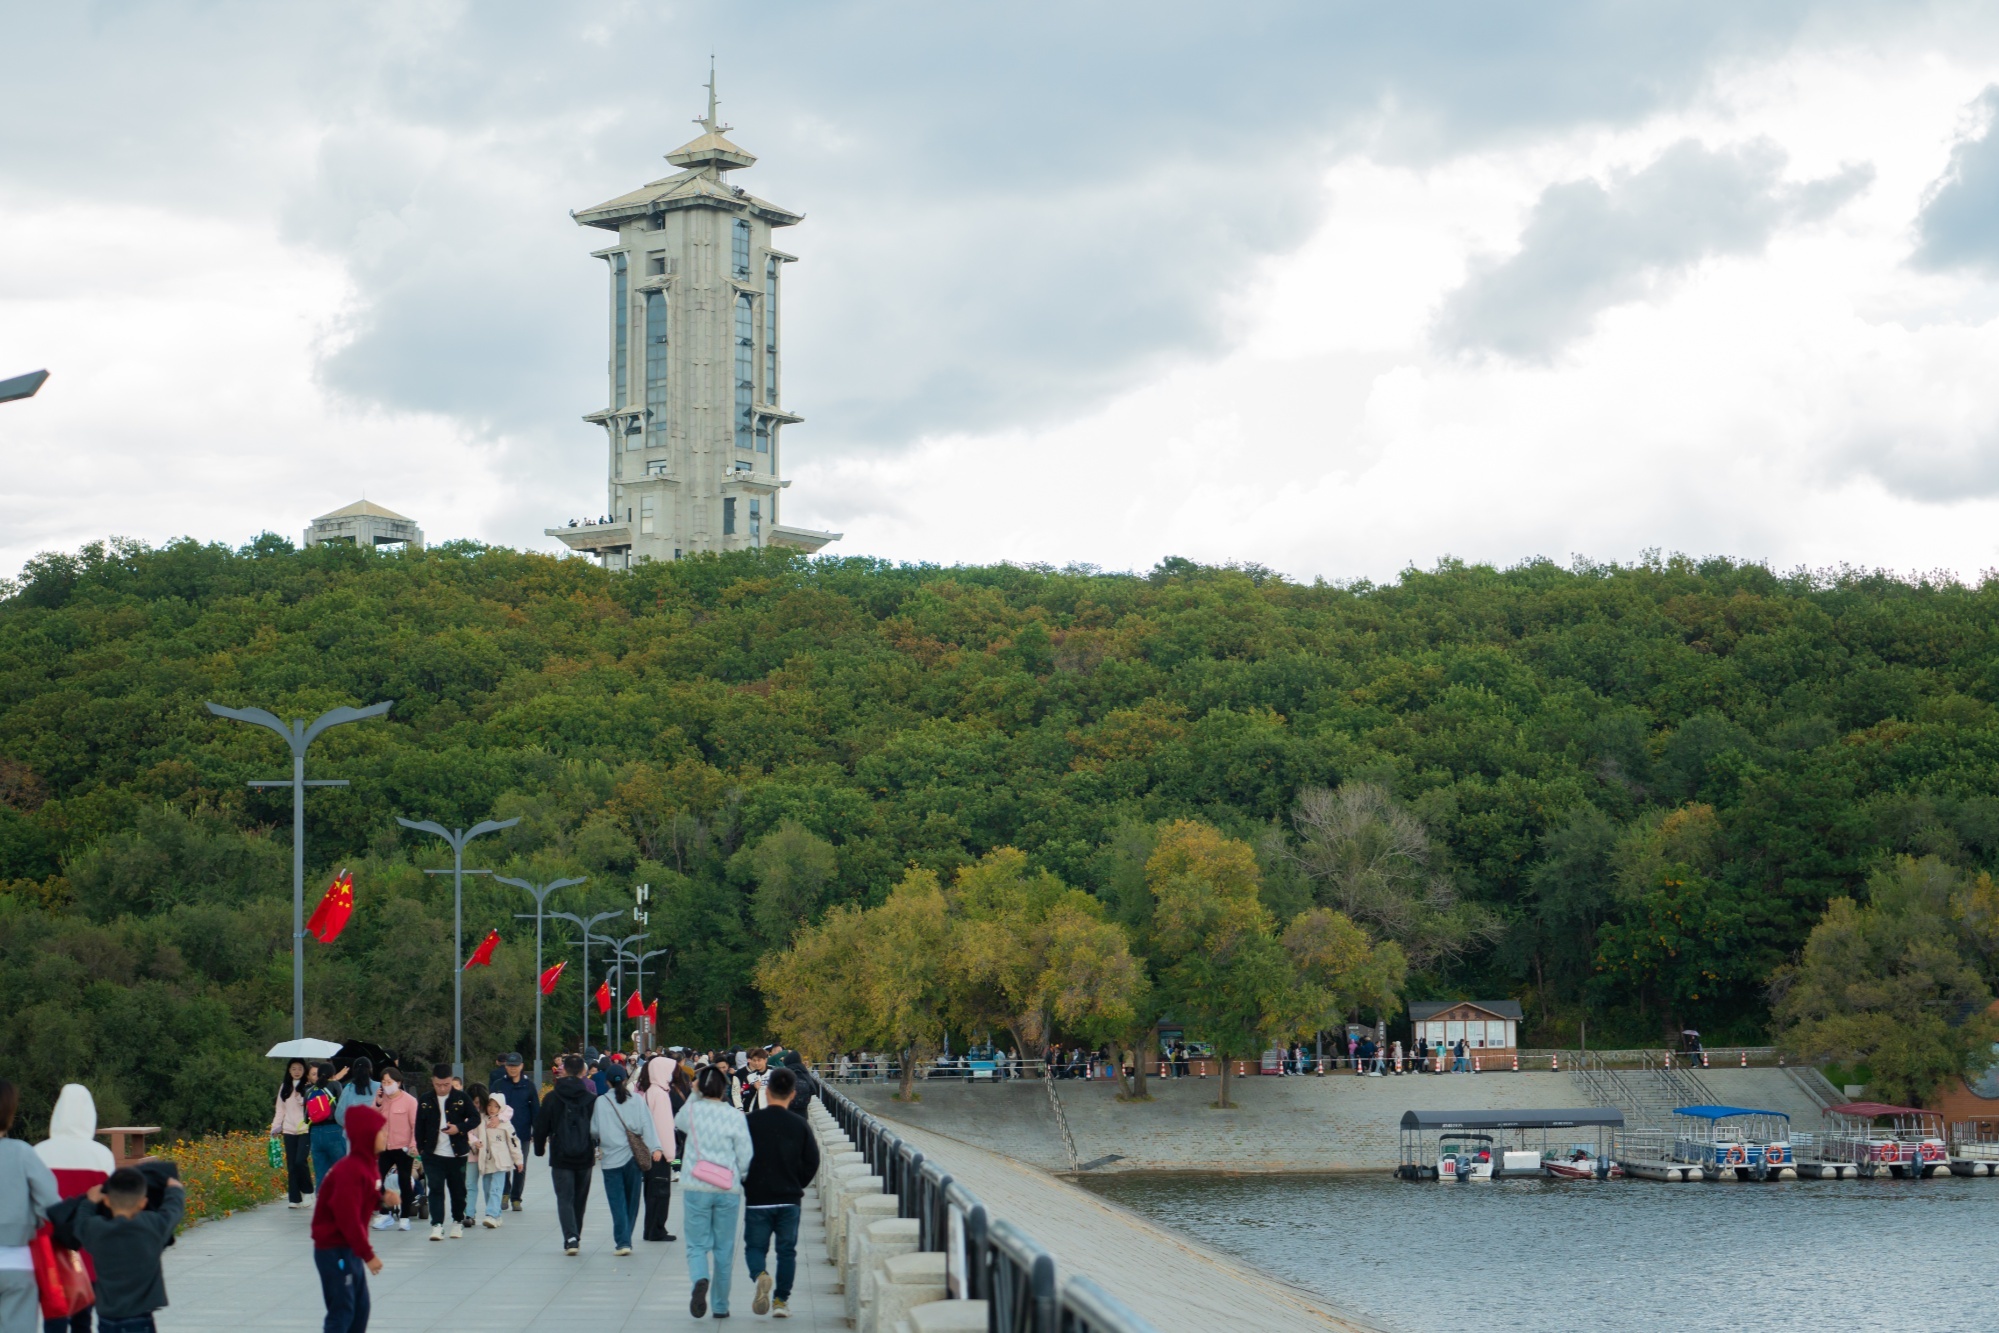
[{"xmin": 0, "ymin": 1042, "xmax": 824, "ymax": 1333}]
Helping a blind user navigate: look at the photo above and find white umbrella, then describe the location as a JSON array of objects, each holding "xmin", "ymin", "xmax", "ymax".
[{"xmin": 266, "ymin": 1038, "xmax": 343, "ymax": 1060}]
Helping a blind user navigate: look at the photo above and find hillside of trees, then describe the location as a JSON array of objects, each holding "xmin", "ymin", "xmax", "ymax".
[{"xmin": 3, "ymin": 536, "xmax": 1997, "ymax": 1131}]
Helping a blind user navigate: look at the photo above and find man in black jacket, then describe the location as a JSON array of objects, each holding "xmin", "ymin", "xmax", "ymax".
[
  {"xmin": 742, "ymin": 1068, "xmax": 820, "ymax": 1318},
  {"xmin": 415, "ymin": 1063, "xmax": 479, "ymax": 1239},
  {"xmin": 488, "ymin": 1052, "xmax": 538, "ymax": 1212},
  {"xmin": 532, "ymin": 1053, "xmax": 599, "ymax": 1255}
]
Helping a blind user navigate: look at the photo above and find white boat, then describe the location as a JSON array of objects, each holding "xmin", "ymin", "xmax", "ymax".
[{"xmin": 1543, "ymin": 1147, "xmax": 1623, "ymax": 1180}]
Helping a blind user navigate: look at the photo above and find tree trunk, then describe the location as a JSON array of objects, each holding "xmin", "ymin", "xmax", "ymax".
[
  {"xmin": 1216, "ymin": 1050, "xmax": 1234, "ymax": 1109},
  {"xmin": 898, "ymin": 1045, "xmax": 916, "ymax": 1101},
  {"xmin": 1132, "ymin": 1022, "xmax": 1156, "ymax": 1099}
]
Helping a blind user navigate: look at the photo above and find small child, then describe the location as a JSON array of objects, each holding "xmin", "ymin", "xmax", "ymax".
[
  {"xmin": 66, "ymin": 1166, "xmax": 185, "ymax": 1333},
  {"xmin": 468, "ymin": 1095, "xmax": 524, "ymax": 1227}
]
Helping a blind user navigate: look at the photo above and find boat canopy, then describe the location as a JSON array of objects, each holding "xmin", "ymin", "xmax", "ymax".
[
  {"xmin": 1672, "ymin": 1105, "xmax": 1790, "ymax": 1121},
  {"xmin": 1399, "ymin": 1108, "xmax": 1623, "ymax": 1131},
  {"xmin": 1827, "ymin": 1102, "xmax": 1931, "ymax": 1118}
]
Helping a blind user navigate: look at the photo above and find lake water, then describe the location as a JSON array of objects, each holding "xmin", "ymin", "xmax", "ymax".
[{"xmin": 1078, "ymin": 1171, "xmax": 1999, "ymax": 1332}]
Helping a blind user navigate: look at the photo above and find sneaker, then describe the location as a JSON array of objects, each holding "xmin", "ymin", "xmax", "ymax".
[
  {"xmin": 690, "ymin": 1278, "xmax": 709, "ymax": 1319},
  {"xmin": 481, "ymin": 1217, "xmax": 498, "ymax": 1229},
  {"xmin": 371, "ymin": 1215, "xmax": 396, "ymax": 1231},
  {"xmin": 286, "ymin": 1200, "xmax": 303, "ymax": 1209},
  {"xmin": 771, "ymin": 1299, "xmax": 789, "ymax": 1319},
  {"xmin": 398, "ymin": 1219, "xmax": 411, "ymax": 1231},
  {"xmin": 448, "ymin": 1223, "xmax": 463, "ymax": 1239},
  {"xmin": 614, "ymin": 1246, "xmax": 632, "ymax": 1256},
  {"xmin": 510, "ymin": 1198, "xmax": 522, "ymax": 1212},
  {"xmin": 752, "ymin": 1272, "xmax": 773, "ymax": 1316},
  {"xmin": 430, "ymin": 1226, "xmax": 444, "ymax": 1242},
  {"xmin": 490, "ymin": 1214, "xmax": 504, "ymax": 1228},
  {"xmin": 564, "ymin": 1243, "xmax": 579, "ymax": 1256}
]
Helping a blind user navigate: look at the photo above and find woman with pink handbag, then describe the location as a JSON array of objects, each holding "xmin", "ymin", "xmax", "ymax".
[{"xmin": 672, "ymin": 1065, "xmax": 754, "ymax": 1320}]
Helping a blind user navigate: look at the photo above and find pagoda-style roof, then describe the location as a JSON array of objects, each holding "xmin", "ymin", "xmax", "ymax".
[
  {"xmin": 665, "ymin": 127, "xmax": 756, "ymax": 172},
  {"xmin": 573, "ymin": 168, "xmax": 800, "ymax": 232},
  {"xmin": 314, "ymin": 499, "xmax": 412, "ymax": 523}
]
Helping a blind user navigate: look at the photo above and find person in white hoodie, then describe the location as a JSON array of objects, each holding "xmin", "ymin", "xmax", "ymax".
[
  {"xmin": 34, "ymin": 1083, "xmax": 117, "ymax": 1332},
  {"xmin": 636, "ymin": 1055, "xmax": 679, "ymax": 1243}
]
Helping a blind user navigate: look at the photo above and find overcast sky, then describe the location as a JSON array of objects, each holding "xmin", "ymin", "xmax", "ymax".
[{"xmin": 7, "ymin": 1, "xmax": 1999, "ymax": 583}]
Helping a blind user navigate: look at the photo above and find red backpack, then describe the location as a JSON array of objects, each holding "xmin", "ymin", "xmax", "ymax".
[{"xmin": 304, "ymin": 1087, "xmax": 336, "ymax": 1125}]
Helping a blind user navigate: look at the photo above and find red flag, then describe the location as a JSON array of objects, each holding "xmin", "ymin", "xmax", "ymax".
[
  {"xmin": 305, "ymin": 870, "xmax": 353, "ymax": 944},
  {"xmin": 538, "ymin": 960, "xmax": 566, "ymax": 995},
  {"xmin": 594, "ymin": 981, "xmax": 612, "ymax": 1014},
  {"xmin": 464, "ymin": 928, "xmax": 499, "ymax": 969},
  {"xmin": 645, "ymin": 999, "xmax": 659, "ymax": 1026},
  {"xmin": 624, "ymin": 989, "xmax": 645, "ymax": 1019}
]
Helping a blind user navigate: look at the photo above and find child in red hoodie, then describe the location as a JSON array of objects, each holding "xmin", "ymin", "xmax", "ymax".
[{"xmin": 311, "ymin": 1104, "xmax": 397, "ymax": 1333}]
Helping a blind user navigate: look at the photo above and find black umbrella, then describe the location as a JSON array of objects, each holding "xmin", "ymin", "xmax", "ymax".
[{"xmin": 334, "ymin": 1039, "xmax": 399, "ymax": 1074}]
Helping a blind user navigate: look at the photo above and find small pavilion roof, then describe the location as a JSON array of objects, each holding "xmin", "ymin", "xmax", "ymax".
[{"xmin": 314, "ymin": 499, "xmax": 411, "ymax": 522}]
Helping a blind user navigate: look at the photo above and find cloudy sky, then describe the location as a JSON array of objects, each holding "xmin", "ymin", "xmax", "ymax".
[{"xmin": 7, "ymin": 1, "xmax": 1999, "ymax": 582}]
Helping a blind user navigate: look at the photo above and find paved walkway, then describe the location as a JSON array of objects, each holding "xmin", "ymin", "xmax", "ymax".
[{"xmin": 156, "ymin": 1173, "xmax": 843, "ymax": 1332}]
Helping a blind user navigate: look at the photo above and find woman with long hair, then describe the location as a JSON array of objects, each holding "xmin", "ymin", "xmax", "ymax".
[
  {"xmin": 673, "ymin": 1063, "xmax": 754, "ymax": 1318},
  {"xmin": 271, "ymin": 1058, "xmax": 314, "ymax": 1206},
  {"xmin": 590, "ymin": 1065, "xmax": 661, "ymax": 1257},
  {"xmin": 305, "ymin": 1062, "xmax": 346, "ymax": 1188},
  {"xmin": 0, "ymin": 1080, "xmax": 61, "ymax": 1333}
]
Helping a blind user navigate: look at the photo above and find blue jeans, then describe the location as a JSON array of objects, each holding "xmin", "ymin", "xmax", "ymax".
[
  {"xmin": 601, "ymin": 1160, "xmax": 644, "ymax": 1249},
  {"xmin": 309, "ymin": 1124, "xmax": 346, "ymax": 1186},
  {"xmin": 683, "ymin": 1191, "xmax": 741, "ymax": 1313},
  {"xmin": 479, "ymin": 1168, "xmax": 509, "ymax": 1218},
  {"xmin": 314, "ymin": 1245, "xmax": 370, "ymax": 1333},
  {"xmin": 743, "ymin": 1203, "xmax": 801, "ymax": 1300},
  {"xmin": 95, "ymin": 1318, "xmax": 154, "ymax": 1333}
]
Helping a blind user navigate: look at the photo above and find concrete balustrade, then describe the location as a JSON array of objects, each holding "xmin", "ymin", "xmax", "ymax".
[
  {"xmin": 848, "ymin": 1212, "xmax": 917, "ymax": 1326},
  {"xmin": 905, "ymin": 1300, "xmax": 990, "ymax": 1333},
  {"xmin": 826, "ymin": 1170, "xmax": 883, "ymax": 1262},
  {"xmin": 867, "ymin": 1251, "xmax": 948, "ymax": 1333}
]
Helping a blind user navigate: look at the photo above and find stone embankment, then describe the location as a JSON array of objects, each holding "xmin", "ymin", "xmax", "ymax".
[
  {"xmin": 846, "ymin": 1067, "xmax": 1832, "ymax": 1173},
  {"xmin": 817, "ymin": 1096, "xmax": 1373, "ymax": 1332}
]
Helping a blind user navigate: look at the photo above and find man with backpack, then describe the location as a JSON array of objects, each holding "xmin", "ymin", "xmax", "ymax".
[{"xmin": 532, "ymin": 1053, "xmax": 599, "ymax": 1255}]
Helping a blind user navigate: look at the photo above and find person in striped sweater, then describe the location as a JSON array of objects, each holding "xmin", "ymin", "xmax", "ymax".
[{"xmin": 673, "ymin": 1065, "xmax": 754, "ymax": 1320}]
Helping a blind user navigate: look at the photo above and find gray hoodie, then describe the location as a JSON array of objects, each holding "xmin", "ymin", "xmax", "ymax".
[{"xmin": 0, "ymin": 1137, "xmax": 60, "ymax": 1248}]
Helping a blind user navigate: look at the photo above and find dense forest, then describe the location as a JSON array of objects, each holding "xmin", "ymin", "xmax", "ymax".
[{"xmin": 3, "ymin": 536, "xmax": 1997, "ymax": 1132}]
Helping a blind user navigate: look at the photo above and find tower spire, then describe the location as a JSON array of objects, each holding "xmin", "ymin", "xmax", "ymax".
[{"xmin": 698, "ymin": 56, "xmax": 729, "ymax": 135}]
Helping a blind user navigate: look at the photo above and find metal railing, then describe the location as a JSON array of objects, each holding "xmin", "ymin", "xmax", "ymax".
[{"xmin": 823, "ymin": 1083, "xmax": 1157, "ymax": 1333}]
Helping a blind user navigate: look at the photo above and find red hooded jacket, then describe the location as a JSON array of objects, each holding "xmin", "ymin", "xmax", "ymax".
[{"xmin": 310, "ymin": 1104, "xmax": 384, "ymax": 1260}]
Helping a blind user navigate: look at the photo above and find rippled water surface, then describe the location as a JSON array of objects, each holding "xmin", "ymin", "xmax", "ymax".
[{"xmin": 1078, "ymin": 1171, "xmax": 1999, "ymax": 1332}]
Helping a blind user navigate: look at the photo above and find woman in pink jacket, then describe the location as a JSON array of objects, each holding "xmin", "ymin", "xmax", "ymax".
[
  {"xmin": 638, "ymin": 1055, "xmax": 680, "ymax": 1243},
  {"xmin": 372, "ymin": 1067, "xmax": 420, "ymax": 1230}
]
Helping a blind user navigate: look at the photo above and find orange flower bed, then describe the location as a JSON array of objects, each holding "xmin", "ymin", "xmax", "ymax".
[{"xmin": 157, "ymin": 1130, "xmax": 287, "ymax": 1228}]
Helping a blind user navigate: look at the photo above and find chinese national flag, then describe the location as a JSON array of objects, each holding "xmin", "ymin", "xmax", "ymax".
[
  {"xmin": 306, "ymin": 870, "xmax": 353, "ymax": 944},
  {"xmin": 645, "ymin": 999, "xmax": 659, "ymax": 1026},
  {"xmin": 538, "ymin": 961, "xmax": 566, "ymax": 995},
  {"xmin": 464, "ymin": 928, "xmax": 499, "ymax": 969},
  {"xmin": 594, "ymin": 981, "xmax": 612, "ymax": 1014},
  {"xmin": 624, "ymin": 989, "xmax": 645, "ymax": 1019}
]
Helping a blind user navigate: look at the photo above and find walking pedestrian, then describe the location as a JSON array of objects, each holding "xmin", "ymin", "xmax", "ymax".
[
  {"xmin": 460, "ymin": 1082, "xmax": 487, "ymax": 1223},
  {"xmin": 742, "ymin": 1068, "xmax": 818, "ymax": 1319},
  {"xmin": 372, "ymin": 1069, "xmax": 418, "ymax": 1232},
  {"xmin": 675, "ymin": 1064, "xmax": 754, "ymax": 1320},
  {"xmin": 305, "ymin": 1064, "xmax": 344, "ymax": 1189},
  {"xmin": 309, "ymin": 1104, "xmax": 391, "ymax": 1333},
  {"xmin": 532, "ymin": 1055, "xmax": 598, "ymax": 1256},
  {"xmin": 270, "ymin": 1060, "xmax": 315, "ymax": 1208},
  {"xmin": 638, "ymin": 1055, "xmax": 682, "ymax": 1242},
  {"xmin": 415, "ymin": 1064, "xmax": 476, "ymax": 1241},
  {"xmin": 34, "ymin": 1083, "xmax": 116, "ymax": 1332},
  {"xmin": 56, "ymin": 1164, "xmax": 184, "ymax": 1333},
  {"xmin": 334, "ymin": 1059, "xmax": 379, "ymax": 1128},
  {"xmin": 469, "ymin": 1097, "xmax": 524, "ymax": 1229},
  {"xmin": 487, "ymin": 1054, "xmax": 537, "ymax": 1214},
  {"xmin": 592, "ymin": 1066, "xmax": 662, "ymax": 1257},
  {"xmin": 778, "ymin": 1053, "xmax": 818, "ymax": 1122},
  {"xmin": 0, "ymin": 1081, "xmax": 60, "ymax": 1333}
]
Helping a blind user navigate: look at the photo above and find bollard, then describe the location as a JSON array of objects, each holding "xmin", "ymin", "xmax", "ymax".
[
  {"xmin": 1472, "ymin": 1054, "xmax": 1480, "ymax": 1073},
  {"xmin": 1741, "ymin": 1050, "xmax": 1747, "ymax": 1067},
  {"xmin": 1664, "ymin": 1050, "xmax": 1672, "ymax": 1069},
  {"xmin": 1511, "ymin": 1052, "xmax": 1518, "ymax": 1072},
  {"xmin": 1551, "ymin": 1052, "xmax": 1559, "ymax": 1071},
  {"xmin": 1702, "ymin": 1051, "xmax": 1710, "ymax": 1067}
]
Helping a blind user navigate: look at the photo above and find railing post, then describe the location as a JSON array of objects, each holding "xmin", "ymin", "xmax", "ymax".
[{"xmin": 1031, "ymin": 1251, "xmax": 1057, "ymax": 1332}]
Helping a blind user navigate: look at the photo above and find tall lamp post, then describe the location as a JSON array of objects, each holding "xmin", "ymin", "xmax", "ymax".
[
  {"xmin": 397, "ymin": 816, "xmax": 520, "ymax": 1077},
  {"xmin": 497, "ymin": 874, "xmax": 586, "ymax": 1088},
  {"xmin": 550, "ymin": 910, "xmax": 620, "ymax": 1058},
  {"xmin": 605, "ymin": 933, "xmax": 646, "ymax": 1050},
  {"xmin": 614, "ymin": 945, "xmax": 670, "ymax": 1050},
  {"xmin": 207, "ymin": 699, "xmax": 392, "ymax": 1041},
  {"xmin": 0, "ymin": 370, "xmax": 50, "ymax": 403}
]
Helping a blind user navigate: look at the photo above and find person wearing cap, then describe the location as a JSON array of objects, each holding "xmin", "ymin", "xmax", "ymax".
[{"xmin": 487, "ymin": 1053, "xmax": 538, "ymax": 1213}]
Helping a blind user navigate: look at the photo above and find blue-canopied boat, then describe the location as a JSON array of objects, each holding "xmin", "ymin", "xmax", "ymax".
[{"xmin": 1670, "ymin": 1105, "xmax": 1794, "ymax": 1180}]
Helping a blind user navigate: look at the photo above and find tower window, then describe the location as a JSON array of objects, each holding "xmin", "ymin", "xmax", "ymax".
[
  {"xmin": 755, "ymin": 421, "xmax": 768, "ymax": 454},
  {"xmin": 731, "ymin": 219, "xmax": 751, "ymax": 280},
  {"xmin": 611, "ymin": 253, "xmax": 629, "ymax": 408},
  {"xmin": 648, "ymin": 252, "xmax": 667, "ymax": 276},
  {"xmin": 644, "ymin": 291, "xmax": 669, "ymax": 448},
  {"xmin": 764, "ymin": 257, "xmax": 778, "ymax": 405},
  {"xmin": 749, "ymin": 498, "xmax": 761, "ymax": 538},
  {"xmin": 723, "ymin": 497, "xmax": 737, "ymax": 536},
  {"xmin": 640, "ymin": 494, "xmax": 656, "ymax": 535},
  {"xmin": 734, "ymin": 293, "xmax": 754, "ymax": 451}
]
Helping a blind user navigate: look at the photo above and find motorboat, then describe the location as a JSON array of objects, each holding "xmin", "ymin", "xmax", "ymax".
[
  {"xmin": 1821, "ymin": 1103, "xmax": 1948, "ymax": 1177},
  {"xmin": 1438, "ymin": 1133, "xmax": 1495, "ymax": 1181},
  {"xmin": 1543, "ymin": 1147, "xmax": 1624, "ymax": 1180}
]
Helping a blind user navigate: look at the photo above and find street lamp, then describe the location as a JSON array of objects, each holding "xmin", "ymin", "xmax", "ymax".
[
  {"xmin": 614, "ymin": 945, "xmax": 670, "ymax": 1050},
  {"xmin": 206, "ymin": 699, "xmax": 392, "ymax": 1041},
  {"xmin": 549, "ymin": 909, "xmax": 620, "ymax": 1058},
  {"xmin": 0, "ymin": 370, "xmax": 49, "ymax": 403},
  {"xmin": 605, "ymin": 933, "xmax": 645, "ymax": 1049},
  {"xmin": 496, "ymin": 874, "xmax": 586, "ymax": 1087},
  {"xmin": 397, "ymin": 816, "xmax": 520, "ymax": 1077}
]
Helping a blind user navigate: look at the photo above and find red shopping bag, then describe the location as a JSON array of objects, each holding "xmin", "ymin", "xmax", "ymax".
[{"xmin": 32, "ymin": 1224, "xmax": 94, "ymax": 1319}]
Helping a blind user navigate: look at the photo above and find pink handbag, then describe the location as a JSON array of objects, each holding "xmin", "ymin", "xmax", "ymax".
[{"xmin": 690, "ymin": 1158, "xmax": 736, "ymax": 1190}]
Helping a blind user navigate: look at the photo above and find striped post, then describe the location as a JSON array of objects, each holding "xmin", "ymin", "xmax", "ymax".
[
  {"xmin": 1551, "ymin": 1052, "xmax": 1559, "ymax": 1071},
  {"xmin": 1741, "ymin": 1050, "xmax": 1747, "ymax": 1067},
  {"xmin": 1511, "ymin": 1052, "xmax": 1518, "ymax": 1071}
]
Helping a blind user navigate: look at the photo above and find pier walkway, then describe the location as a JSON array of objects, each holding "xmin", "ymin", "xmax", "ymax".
[{"xmin": 155, "ymin": 1178, "xmax": 846, "ymax": 1332}]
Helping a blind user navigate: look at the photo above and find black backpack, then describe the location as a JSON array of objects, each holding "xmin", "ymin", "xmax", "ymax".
[{"xmin": 553, "ymin": 1094, "xmax": 594, "ymax": 1160}]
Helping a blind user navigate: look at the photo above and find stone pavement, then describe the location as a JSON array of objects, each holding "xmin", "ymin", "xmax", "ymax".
[
  {"xmin": 156, "ymin": 1172, "xmax": 844, "ymax": 1332},
  {"xmin": 875, "ymin": 1115, "xmax": 1375, "ymax": 1332}
]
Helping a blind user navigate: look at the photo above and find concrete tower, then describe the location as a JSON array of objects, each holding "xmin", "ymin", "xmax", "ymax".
[{"xmin": 548, "ymin": 69, "xmax": 840, "ymax": 568}]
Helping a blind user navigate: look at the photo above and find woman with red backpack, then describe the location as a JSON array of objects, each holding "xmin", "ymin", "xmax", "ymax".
[{"xmin": 304, "ymin": 1064, "xmax": 345, "ymax": 1189}]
